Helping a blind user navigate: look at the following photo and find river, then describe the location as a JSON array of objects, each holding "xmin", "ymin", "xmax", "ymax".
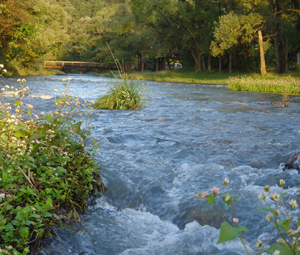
[{"xmin": 1, "ymin": 74, "xmax": 300, "ymax": 255}]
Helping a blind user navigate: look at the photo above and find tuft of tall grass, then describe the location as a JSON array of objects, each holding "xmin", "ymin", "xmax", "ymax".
[
  {"xmin": 94, "ymin": 45, "xmax": 147, "ymax": 110},
  {"xmin": 93, "ymin": 77, "xmax": 146, "ymax": 110}
]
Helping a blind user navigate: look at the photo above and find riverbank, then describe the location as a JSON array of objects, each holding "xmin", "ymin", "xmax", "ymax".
[{"xmin": 125, "ymin": 69, "xmax": 300, "ymax": 94}]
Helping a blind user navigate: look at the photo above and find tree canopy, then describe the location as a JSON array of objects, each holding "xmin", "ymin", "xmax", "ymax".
[{"xmin": 0, "ymin": 0, "xmax": 299, "ymax": 74}]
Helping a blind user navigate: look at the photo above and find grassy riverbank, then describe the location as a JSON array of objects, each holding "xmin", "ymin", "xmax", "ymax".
[{"xmin": 124, "ymin": 69, "xmax": 300, "ymax": 94}]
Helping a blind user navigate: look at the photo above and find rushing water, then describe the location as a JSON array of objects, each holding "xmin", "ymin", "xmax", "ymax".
[{"xmin": 2, "ymin": 75, "xmax": 300, "ymax": 255}]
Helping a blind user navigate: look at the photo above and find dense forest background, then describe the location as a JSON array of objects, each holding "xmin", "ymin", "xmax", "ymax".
[{"xmin": 1, "ymin": 0, "xmax": 300, "ymax": 75}]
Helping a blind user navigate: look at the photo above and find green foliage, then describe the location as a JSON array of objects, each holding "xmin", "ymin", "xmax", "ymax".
[
  {"xmin": 217, "ymin": 222, "xmax": 248, "ymax": 244},
  {"xmin": 93, "ymin": 77, "xmax": 146, "ymax": 110},
  {"xmin": 0, "ymin": 68, "xmax": 103, "ymax": 254},
  {"xmin": 94, "ymin": 51, "xmax": 147, "ymax": 110},
  {"xmin": 210, "ymin": 12, "xmax": 262, "ymax": 57}
]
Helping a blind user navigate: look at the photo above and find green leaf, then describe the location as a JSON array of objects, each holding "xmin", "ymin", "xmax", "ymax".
[
  {"xmin": 43, "ymin": 114, "xmax": 54, "ymax": 123},
  {"xmin": 73, "ymin": 209, "xmax": 81, "ymax": 223},
  {"xmin": 14, "ymin": 130, "xmax": 26, "ymax": 138},
  {"xmin": 45, "ymin": 197, "xmax": 54, "ymax": 211},
  {"xmin": 222, "ymin": 193, "xmax": 231, "ymax": 206},
  {"xmin": 217, "ymin": 222, "xmax": 248, "ymax": 244},
  {"xmin": 206, "ymin": 195, "xmax": 215, "ymax": 204},
  {"xmin": 280, "ymin": 192, "xmax": 287, "ymax": 201},
  {"xmin": 67, "ymin": 210, "xmax": 73, "ymax": 219},
  {"xmin": 277, "ymin": 219, "xmax": 290, "ymax": 231},
  {"xmin": 258, "ymin": 244, "xmax": 294, "ymax": 255},
  {"xmin": 2, "ymin": 172, "xmax": 8, "ymax": 182},
  {"xmin": 298, "ymin": 215, "xmax": 300, "ymax": 226},
  {"xmin": 54, "ymin": 167, "xmax": 67, "ymax": 176},
  {"xmin": 257, "ymin": 207, "xmax": 276, "ymax": 215},
  {"xmin": 30, "ymin": 134, "xmax": 45, "ymax": 140},
  {"xmin": 30, "ymin": 214, "xmax": 41, "ymax": 219},
  {"xmin": 62, "ymin": 120, "xmax": 72, "ymax": 125}
]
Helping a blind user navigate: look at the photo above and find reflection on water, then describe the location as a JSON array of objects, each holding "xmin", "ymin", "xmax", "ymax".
[{"xmin": 1, "ymin": 74, "xmax": 300, "ymax": 255}]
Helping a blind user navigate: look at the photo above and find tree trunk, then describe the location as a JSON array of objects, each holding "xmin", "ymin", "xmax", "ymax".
[
  {"xmin": 285, "ymin": 38, "xmax": 288, "ymax": 72},
  {"xmin": 229, "ymin": 50, "xmax": 232, "ymax": 74},
  {"xmin": 202, "ymin": 55, "xmax": 206, "ymax": 71},
  {"xmin": 153, "ymin": 58, "xmax": 157, "ymax": 72},
  {"xmin": 137, "ymin": 53, "xmax": 142, "ymax": 71},
  {"xmin": 258, "ymin": 30, "xmax": 267, "ymax": 75},
  {"xmin": 274, "ymin": 35, "xmax": 280, "ymax": 73},
  {"xmin": 297, "ymin": 52, "xmax": 300, "ymax": 72},
  {"xmin": 191, "ymin": 48, "xmax": 201, "ymax": 72},
  {"xmin": 219, "ymin": 56, "xmax": 222, "ymax": 73},
  {"xmin": 167, "ymin": 58, "xmax": 171, "ymax": 70},
  {"xmin": 126, "ymin": 62, "xmax": 131, "ymax": 73},
  {"xmin": 208, "ymin": 53, "xmax": 211, "ymax": 72}
]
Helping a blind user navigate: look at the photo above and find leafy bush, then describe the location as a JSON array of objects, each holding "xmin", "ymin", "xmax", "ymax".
[{"xmin": 0, "ymin": 72, "xmax": 103, "ymax": 254}]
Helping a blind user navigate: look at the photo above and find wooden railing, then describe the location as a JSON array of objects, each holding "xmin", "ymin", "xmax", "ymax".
[{"xmin": 43, "ymin": 61, "xmax": 117, "ymax": 70}]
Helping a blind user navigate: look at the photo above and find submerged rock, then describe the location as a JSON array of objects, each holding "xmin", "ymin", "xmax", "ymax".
[{"xmin": 284, "ymin": 152, "xmax": 300, "ymax": 172}]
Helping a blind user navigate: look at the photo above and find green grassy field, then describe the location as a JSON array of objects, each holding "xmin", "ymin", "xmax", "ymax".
[{"xmin": 126, "ymin": 69, "xmax": 300, "ymax": 85}]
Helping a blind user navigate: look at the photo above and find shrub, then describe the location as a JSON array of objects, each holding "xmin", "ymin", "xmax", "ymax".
[{"xmin": 0, "ymin": 71, "xmax": 103, "ymax": 254}]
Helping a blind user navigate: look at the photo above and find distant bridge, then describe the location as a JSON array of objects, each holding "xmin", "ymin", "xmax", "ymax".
[{"xmin": 43, "ymin": 61, "xmax": 118, "ymax": 74}]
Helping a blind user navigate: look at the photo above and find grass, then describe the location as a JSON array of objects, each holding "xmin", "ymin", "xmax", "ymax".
[
  {"xmin": 123, "ymin": 69, "xmax": 300, "ymax": 95},
  {"xmin": 127, "ymin": 68, "xmax": 299, "ymax": 84},
  {"xmin": 228, "ymin": 75, "xmax": 300, "ymax": 95},
  {"xmin": 93, "ymin": 78, "xmax": 146, "ymax": 110},
  {"xmin": 94, "ymin": 45, "xmax": 147, "ymax": 110}
]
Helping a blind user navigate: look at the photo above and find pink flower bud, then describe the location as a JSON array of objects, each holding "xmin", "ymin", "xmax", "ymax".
[
  {"xmin": 210, "ymin": 187, "xmax": 220, "ymax": 195},
  {"xmin": 233, "ymin": 218, "xmax": 239, "ymax": 224}
]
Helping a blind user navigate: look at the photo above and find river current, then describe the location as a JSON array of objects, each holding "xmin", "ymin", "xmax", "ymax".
[{"xmin": 1, "ymin": 75, "xmax": 300, "ymax": 255}]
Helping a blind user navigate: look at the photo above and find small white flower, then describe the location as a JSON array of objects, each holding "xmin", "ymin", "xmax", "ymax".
[
  {"xmin": 258, "ymin": 192, "xmax": 267, "ymax": 199},
  {"xmin": 0, "ymin": 64, "xmax": 4, "ymax": 68},
  {"xmin": 270, "ymin": 193, "xmax": 280, "ymax": 202},
  {"xmin": 17, "ymin": 79, "xmax": 21, "ymax": 82},
  {"xmin": 266, "ymin": 215, "xmax": 273, "ymax": 221},
  {"xmin": 255, "ymin": 240, "xmax": 263, "ymax": 247},
  {"xmin": 222, "ymin": 178, "xmax": 229, "ymax": 185},
  {"xmin": 289, "ymin": 199, "xmax": 298, "ymax": 208},
  {"xmin": 3, "ymin": 69, "xmax": 7, "ymax": 73},
  {"xmin": 22, "ymin": 78, "xmax": 26, "ymax": 82},
  {"xmin": 54, "ymin": 89, "xmax": 58, "ymax": 93},
  {"xmin": 274, "ymin": 250, "xmax": 280, "ymax": 255},
  {"xmin": 279, "ymin": 179, "xmax": 285, "ymax": 186}
]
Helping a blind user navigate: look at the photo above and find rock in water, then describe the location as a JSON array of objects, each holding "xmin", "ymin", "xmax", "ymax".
[{"xmin": 284, "ymin": 152, "xmax": 300, "ymax": 172}]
